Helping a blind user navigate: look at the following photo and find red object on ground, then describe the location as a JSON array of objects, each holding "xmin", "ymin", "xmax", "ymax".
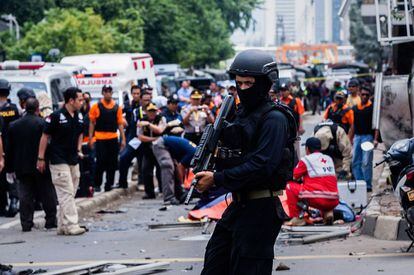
[
  {"xmin": 285, "ymin": 182, "xmax": 339, "ymax": 218},
  {"xmin": 189, "ymin": 198, "xmax": 231, "ymax": 220}
]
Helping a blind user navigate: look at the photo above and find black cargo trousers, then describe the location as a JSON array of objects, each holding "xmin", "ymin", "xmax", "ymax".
[{"xmin": 201, "ymin": 196, "xmax": 285, "ymax": 275}]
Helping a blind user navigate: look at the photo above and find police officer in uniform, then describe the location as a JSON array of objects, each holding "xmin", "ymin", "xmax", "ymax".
[
  {"xmin": 0, "ymin": 79, "xmax": 20, "ymax": 217},
  {"xmin": 195, "ymin": 50, "xmax": 297, "ymax": 274}
]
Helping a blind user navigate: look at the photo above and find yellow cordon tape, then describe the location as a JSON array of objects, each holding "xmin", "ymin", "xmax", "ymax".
[{"xmin": 303, "ymin": 73, "xmax": 374, "ymax": 82}]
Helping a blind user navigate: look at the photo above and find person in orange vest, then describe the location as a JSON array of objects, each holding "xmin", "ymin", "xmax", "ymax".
[
  {"xmin": 279, "ymin": 83, "xmax": 305, "ymax": 135},
  {"xmin": 88, "ymin": 85, "xmax": 126, "ymax": 192},
  {"xmin": 323, "ymin": 90, "xmax": 354, "ymax": 133},
  {"xmin": 348, "ymin": 86, "xmax": 379, "ymax": 192}
]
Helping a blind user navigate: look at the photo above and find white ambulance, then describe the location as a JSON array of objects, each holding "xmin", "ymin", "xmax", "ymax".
[
  {"xmin": 60, "ymin": 53, "xmax": 158, "ymax": 104},
  {"xmin": 0, "ymin": 61, "xmax": 74, "ymax": 109}
]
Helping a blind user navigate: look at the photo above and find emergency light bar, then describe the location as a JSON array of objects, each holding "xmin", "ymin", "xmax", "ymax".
[
  {"xmin": 0, "ymin": 61, "xmax": 45, "ymax": 70},
  {"xmin": 75, "ymin": 73, "xmax": 118, "ymax": 78}
]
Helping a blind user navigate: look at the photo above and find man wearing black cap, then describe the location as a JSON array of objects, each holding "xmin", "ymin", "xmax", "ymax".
[
  {"xmin": 162, "ymin": 95, "xmax": 184, "ymax": 137},
  {"xmin": 89, "ymin": 85, "xmax": 126, "ymax": 192},
  {"xmin": 285, "ymin": 137, "xmax": 339, "ymax": 226},
  {"xmin": 17, "ymin": 87, "xmax": 36, "ymax": 114},
  {"xmin": 162, "ymin": 95, "xmax": 182, "ymax": 123},
  {"xmin": 0, "ymin": 79, "xmax": 20, "ymax": 217},
  {"xmin": 195, "ymin": 50, "xmax": 297, "ymax": 275}
]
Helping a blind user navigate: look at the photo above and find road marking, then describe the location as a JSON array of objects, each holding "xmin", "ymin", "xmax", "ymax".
[{"xmin": 7, "ymin": 252, "xmax": 414, "ymax": 267}]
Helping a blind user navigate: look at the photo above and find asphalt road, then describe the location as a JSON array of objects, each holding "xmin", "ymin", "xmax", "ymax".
[
  {"xmin": 1, "ymin": 192, "xmax": 413, "ymax": 275},
  {"xmin": 1, "ymin": 113, "xmax": 413, "ymax": 274}
]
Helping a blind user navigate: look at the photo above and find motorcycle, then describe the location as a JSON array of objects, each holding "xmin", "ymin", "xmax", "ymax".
[{"xmin": 372, "ymin": 139, "xmax": 414, "ymax": 252}]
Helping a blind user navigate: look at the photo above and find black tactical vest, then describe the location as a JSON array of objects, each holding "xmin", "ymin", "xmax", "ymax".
[
  {"xmin": 95, "ymin": 102, "xmax": 118, "ymax": 132},
  {"xmin": 327, "ymin": 104, "xmax": 350, "ymax": 133},
  {"xmin": 219, "ymin": 101, "xmax": 297, "ymax": 191},
  {"xmin": 0, "ymin": 101, "xmax": 19, "ymax": 140},
  {"xmin": 141, "ymin": 114, "xmax": 163, "ymax": 137}
]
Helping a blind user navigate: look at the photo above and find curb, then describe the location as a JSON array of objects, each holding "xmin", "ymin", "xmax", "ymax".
[
  {"xmin": 33, "ymin": 185, "xmax": 137, "ymax": 229},
  {"xmin": 361, "ymin": 166, "xmax": 410, "ymax": 241}
]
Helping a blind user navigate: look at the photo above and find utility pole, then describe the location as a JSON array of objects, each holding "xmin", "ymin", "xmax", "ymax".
[{"xmin": 0, "ymin": 14, "xmax": 20, "ymax": 40}]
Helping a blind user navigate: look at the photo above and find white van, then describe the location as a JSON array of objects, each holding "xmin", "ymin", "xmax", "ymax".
[
  {"xmin": 0, "ymin": 61, "xmax": 73, "ymax": 109},
  {"xmin": 61, "ymin": 53, "xmax": 157, "ymax": 104}
]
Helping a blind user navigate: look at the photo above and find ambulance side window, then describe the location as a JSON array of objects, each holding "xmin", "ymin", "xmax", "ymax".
[{"xmin": 51, "ymin": 79, "xmax": 64, "ymax": 110}]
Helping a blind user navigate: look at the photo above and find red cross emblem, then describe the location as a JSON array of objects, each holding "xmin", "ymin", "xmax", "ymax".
[{"xmin": 321, "ymin": 158, "xmax": 327, "ymax": 164}]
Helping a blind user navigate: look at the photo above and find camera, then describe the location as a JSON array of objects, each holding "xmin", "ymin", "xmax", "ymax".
[{"xmin": 197, "ymin": 106, "xmax": 203, "ymax": 110}]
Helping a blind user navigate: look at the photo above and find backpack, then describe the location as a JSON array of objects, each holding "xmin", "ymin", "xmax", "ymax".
[
  {"xmin": 256, "ymin": 101, "xmax": 298, "ymax": 188},
  {"xmin": 287, "ymin": 98, "xmax": 300, "ymax": 129},
  {"xmin": 333, "ymin": 200, "xmax": 356, "ymax": 222},
  {"xmin": 314, "ymin": 121, "xmax": 342, "ymax": 159}
]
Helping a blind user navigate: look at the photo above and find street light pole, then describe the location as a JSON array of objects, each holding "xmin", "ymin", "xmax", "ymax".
[{"xmin": 0, "ymin": 14, "xmax": 20, "ymax": 40}]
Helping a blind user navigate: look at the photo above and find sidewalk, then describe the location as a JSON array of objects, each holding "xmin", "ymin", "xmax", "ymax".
[
  {"xmin": 31, "ymin": 185, "xmax": 137, "ymax": 229},
  {"xmin": 361, "ymin": 146, "xmax": 410, "ymax": 241}
]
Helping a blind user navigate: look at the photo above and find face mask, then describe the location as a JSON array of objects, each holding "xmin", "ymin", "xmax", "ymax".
[{"xmin": 236, "ymin": 77, "xmax": 271, "ymax": 111}]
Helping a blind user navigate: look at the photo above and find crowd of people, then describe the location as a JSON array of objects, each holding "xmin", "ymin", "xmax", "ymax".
[
  {"xmin": 0, "ymin": 73, "xmax": 378, "ymax": 233},
  {"xmin": 0, "ymin": 78, "xmax": 239, "ymax": 234},
  {"xmin": 274, "ymin": 78, "xmax": 378, "ymax": 226}
]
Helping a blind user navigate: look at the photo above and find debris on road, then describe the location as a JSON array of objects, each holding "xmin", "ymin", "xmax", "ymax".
[
  {"xmin": 0, "ymin": 240, "xmax": 26, "ymax": 246},
  {"xmin": 148, "ymin": 221, "xmax": 205, "ymax": 231},
  {"xmin": 275, "ymin": 262, "xmax": 290, "ymax": 271},
  {"xmin": 96, "ymin": 208, "xmax": 128, "ymax": 214},
  {"xmin": 44, "ymin": 261, "xmax": 169, "ymax": 275},
  {"xmin": 279, "ymin": 225, "xmax": 351, "ymax": 244}
]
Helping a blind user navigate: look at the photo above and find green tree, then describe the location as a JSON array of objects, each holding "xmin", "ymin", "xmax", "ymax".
[
  {"xmin": 1, "ymin": 0, "xmax": 55, "ymax": 25},
  {"xmin": 4, "ymin": 8, "xmax": 142, "ymax": 60},
  {"xmin": 140, "ymin": 0, "xmax": 234, "ymax": 67},
  {"xmin": 349, "ymin": 0, "xmax": 383, "ymax": 67},
  {"xmin": 215, "ymin": 0, "xmax": 261, "ymax": 32}
]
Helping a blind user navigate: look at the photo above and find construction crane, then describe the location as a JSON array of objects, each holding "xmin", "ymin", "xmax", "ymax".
[{"xmin": 275, "ymin": 43, "xmax": 339, "ymax": 65}]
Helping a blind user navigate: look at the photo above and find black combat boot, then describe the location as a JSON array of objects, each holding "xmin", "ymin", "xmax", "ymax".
[{"xmin": 5, "ymin": 198, "xmax": 18, "ymax": 217}]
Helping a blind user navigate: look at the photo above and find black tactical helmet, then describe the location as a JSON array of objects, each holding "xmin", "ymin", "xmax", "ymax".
[
  {"xmin": 0, "ymin": 79, "xmax": 11, "ymax": 96},
  {"xmin": 228, "ymin": 50, "xmax": 279, "ymax": 82}
]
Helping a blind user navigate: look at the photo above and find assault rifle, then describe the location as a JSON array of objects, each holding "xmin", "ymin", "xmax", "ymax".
[{"xmin": 184, "ymin": 95, "xmax": 235, "ymax": 205}]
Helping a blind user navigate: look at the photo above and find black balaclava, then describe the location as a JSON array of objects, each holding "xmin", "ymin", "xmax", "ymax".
[{"xmin": 237, "ymin": 75, "xmax": 272, "ymax": 111}]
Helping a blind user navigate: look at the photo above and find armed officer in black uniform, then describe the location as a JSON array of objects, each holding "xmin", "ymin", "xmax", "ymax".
[
  {"xmin": 195, "ymin": 50, "xmax": 297, "ymax": 274},
  {"xmin": 0, "ymin": 79, "xmax": 20, "ymax": 217}
]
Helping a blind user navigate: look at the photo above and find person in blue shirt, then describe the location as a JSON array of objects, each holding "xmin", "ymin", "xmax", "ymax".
[
  {"xmin": 177, "ymin": 80, "xmax": 191, "ymax": 107},
  {"xmin": 162, "ymin": 95, "xmax": 185, "ymax": 137},
  {"xmin": 152, "ymin": 136, "xmax": 196, "ymax": 205},
  {"xmin": 162, "ymin": 95, "xmax": 182, "ymax": 123}
]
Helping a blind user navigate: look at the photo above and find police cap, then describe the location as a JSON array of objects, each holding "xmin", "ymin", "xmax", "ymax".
[
  {"xmin": 190, "ymin": 90, "xmax": 203, "ymax": 99},
  {"xmin": 147, "ymin": 102, "xmax": 158, "ymax": 111}
]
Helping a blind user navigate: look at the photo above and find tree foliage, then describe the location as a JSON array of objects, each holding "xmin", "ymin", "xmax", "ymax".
[
  {"xmin": 0, "ymin": 0, "xmax": 261, "ymax": 66},
  {"xmin": 349, "ymin": 0, "xmax": 383, "ymax": 67},
  {"xmin": 1, "ymin": 0, "xmax": 56, "ymax": 24},
  {"xmin": 3, "ymin": 9, "xmax": 142, "ymax": 61},
  {"xmin": 140, "ymin": 0, "xmax": 234, "ymax": 66}
]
